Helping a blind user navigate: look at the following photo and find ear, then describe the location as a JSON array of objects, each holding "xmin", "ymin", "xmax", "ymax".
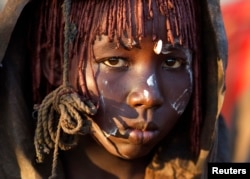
[{"xmin": 41, "ymin": 49, "xmax": 63, "ymax": 86}]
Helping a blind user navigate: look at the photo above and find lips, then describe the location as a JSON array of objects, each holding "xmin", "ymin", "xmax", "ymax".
[
  {"xmin": 113, "ymin": 120, "xmax": 159, "ymax": 145},
  {"xmin": 127, "ymin": 129, "xmax": 159, "ymax": 145},
  {"xmin": 106, "ymin": 116, "xmax": 160, "ymax": 144}
]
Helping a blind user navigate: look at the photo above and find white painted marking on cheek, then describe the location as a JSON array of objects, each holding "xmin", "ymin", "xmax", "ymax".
[
  {"xmin": 170, "ymin": 89, "xmax": 189, "ymax": 115},
  {"xmin": 103, "ymin": 117, "xmax": 121, "ymax": 137},
  {"xmin": 100, "ymin": 94, "xmax": 104, "ymax": 103},
  {"xmin": 109, "ymin": 127, "xmax": 118, "ymax": 136},
  {"xmin": 186, "ymin": 58, "xmax": 193, "ymax": 85},
  {"xmin": 100, "ymin": 91, "xmax": 106, "ymax": 113},
  {"xmin": 104, "ymin": 128, "xmax": 118, "ymax": 137},
  {"xmin": 187, "ymin": 67, "xmax": 193, "ymax": 85},
  {"xmin": 147, "ymin": 74, "xmax": 156, "ymax": 87}
]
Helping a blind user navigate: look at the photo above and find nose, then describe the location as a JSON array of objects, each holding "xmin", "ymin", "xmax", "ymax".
[{"xmin": 127, "ymin": 77, "xmax": 164, "ymax": 109}]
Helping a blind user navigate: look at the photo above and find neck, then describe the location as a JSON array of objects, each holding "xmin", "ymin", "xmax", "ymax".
[{"xmin": 61, "ymin": 135, "xmax": 152, "ymax": 179}]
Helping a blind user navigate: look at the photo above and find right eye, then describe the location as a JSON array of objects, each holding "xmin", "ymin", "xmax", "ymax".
[{"xmin": 102, "ymin": 57, "xmax": 129, "ymax": 69}]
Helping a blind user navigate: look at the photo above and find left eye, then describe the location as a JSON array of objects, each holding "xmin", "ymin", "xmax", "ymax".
[
  {"xmin": 102, "ymin": 57, "xmax": 129, "ymax": 68},
  {"xmin": 162, "ymin": 58, "xmax": 184, "ymax": 69}
]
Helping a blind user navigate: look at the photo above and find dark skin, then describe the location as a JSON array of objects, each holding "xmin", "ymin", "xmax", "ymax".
[
  {"xmin": 88, "ymin": 35, "xmax": 192, "ymax": 158},
  {"xmin": 62, "ymin": 135, "xmax": 150, "ymax": 179},
  {"xmin": 43, "ymin": 8, "xmax": 193, "ymax": 178}
]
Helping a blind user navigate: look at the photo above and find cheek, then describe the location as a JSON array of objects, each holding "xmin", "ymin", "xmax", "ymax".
[
  {"xmin": 88, "ymin": 72, "xmax": 127, "ymax": 133},
  {"xmin": 161, "ymin": 70, "xmax": 193, "ymax": 115},
  {"xmin": 96, "ymin": 72, "xmax": 127, "ymax": 100}
]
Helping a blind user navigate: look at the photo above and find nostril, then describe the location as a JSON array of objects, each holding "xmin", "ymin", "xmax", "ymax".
[
  {"xmin": 127, "ymin": 92, "xmax": 143, "ymax": 107},
  {"xmin": 134, "ymin": 104, "xmax": 143, "ymax": 107}
]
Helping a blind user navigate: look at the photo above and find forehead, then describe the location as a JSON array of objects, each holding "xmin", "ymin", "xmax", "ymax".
[{"xmin": 92, "ymin": 35, "xmax": 191, "ymax": 62}]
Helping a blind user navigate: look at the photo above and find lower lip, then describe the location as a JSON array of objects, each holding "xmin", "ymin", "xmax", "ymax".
[{"xmin": 128, "ymin": 129, "xmax": 158, "ymax": 145}]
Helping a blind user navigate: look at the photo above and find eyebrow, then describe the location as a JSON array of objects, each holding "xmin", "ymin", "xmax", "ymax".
[
  {"xmin": 160, "ymin": 44, "xmax": 186, "ymax": 54},
  {"xmin": 160, "ymin": 42, "xmax": 191, "ymax": 57},
  {"xmin": 95, "ymin": 40, "xmax": 118, "ymax": 52}
]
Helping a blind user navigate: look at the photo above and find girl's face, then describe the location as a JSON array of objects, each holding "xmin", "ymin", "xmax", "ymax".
[{"xmin": 84, "ymin": 33, "xmax": 193, "ymax": 159}]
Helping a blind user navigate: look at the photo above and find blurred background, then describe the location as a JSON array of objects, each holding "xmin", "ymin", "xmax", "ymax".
[{"xmin": 220, "ymin": 0, "xmax": 250, "ymax": 162}]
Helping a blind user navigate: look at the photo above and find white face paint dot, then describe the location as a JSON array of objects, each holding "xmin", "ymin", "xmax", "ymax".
[{"xmin": 153, "ymin": 39, "xmax": 163, "ymax": 55}]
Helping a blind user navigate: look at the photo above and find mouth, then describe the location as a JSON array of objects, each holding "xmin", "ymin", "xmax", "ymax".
[
  {"xmin": 126, "ymin": 129, "xmax": 159, "ymax": 144},
  {"xmin": 107, "ymin": 120, "xmax": 159, "ymax": 145}
]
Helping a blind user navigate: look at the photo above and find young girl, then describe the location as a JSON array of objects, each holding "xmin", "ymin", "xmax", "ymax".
[{"xmin": 0, "ymin": 0, "xmax": 228, "ymax": 178}]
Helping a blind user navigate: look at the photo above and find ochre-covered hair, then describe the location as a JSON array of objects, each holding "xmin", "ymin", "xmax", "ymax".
[{"xmin": 30, "ymin": 0, "xmax": 201, "ymax": 156}]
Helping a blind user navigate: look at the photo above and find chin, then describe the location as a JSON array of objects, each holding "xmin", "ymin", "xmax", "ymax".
[{"xmin": 105, "ymin": 143, "xmax": 154, "ymax": 160}]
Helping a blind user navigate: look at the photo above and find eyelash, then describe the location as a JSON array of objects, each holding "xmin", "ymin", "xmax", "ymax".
[{"xmin": 99, "ymin": 56, "xmax": 187, "ymax": 70}]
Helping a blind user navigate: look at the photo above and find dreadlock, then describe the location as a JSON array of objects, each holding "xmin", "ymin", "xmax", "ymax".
[{"xmin": 30, "ymin": 0, "xmax": 201, "ymax": 175}]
